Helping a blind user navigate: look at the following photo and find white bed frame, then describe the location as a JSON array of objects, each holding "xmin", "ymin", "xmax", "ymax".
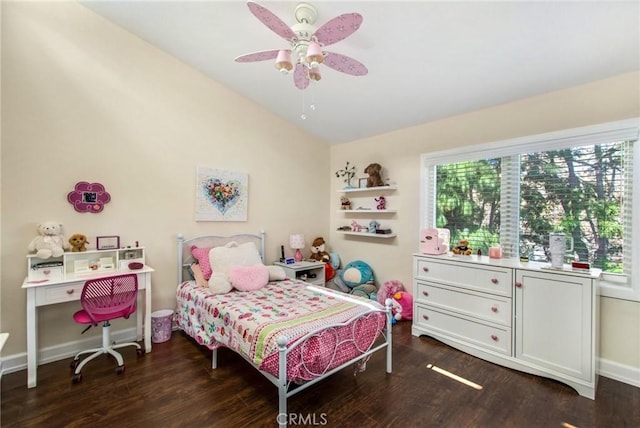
[{"xmin": 176, "ymin": 231, "xmax": 393, "ymax": 428}]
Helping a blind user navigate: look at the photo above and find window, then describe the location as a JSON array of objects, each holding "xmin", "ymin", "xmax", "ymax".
[{"xmin": 421, "ymin": 119, "xmax": 640, "ymax": 301}]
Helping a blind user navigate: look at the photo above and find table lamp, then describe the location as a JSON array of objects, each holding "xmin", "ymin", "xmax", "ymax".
[{"xmin": 289, "ymin": 234, "xmax": 305, "ymax": 262}]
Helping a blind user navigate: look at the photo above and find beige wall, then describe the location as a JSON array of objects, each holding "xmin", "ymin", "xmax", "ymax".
[
  {"xmin": 1, "ymin": 1, "xmax": 638, "ymax": 384},
  {"xmin": 1, "ymin": 2, "xmax": 329, "ymax": 355},
  {"xmin": 329, "ymin": 71, "xmax": 640, "ymax": 372}
]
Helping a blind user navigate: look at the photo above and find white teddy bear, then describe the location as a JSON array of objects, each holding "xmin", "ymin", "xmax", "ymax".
[{"xmin": 27, "ymin": 221, "xmax": 70, "ymax": 259}]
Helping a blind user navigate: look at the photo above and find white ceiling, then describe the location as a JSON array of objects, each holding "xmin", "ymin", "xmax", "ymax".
[{"xmin": 80, "ymin": 1, "xmax": 640, "ymax": 145}]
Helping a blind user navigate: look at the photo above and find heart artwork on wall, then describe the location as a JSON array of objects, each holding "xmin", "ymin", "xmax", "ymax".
[
  {"xmin": 203, "ymin": 178, "xmax": 241, "ymax": 214},
  {"xmin": 195, "ymin": 167, "xmax": 248, "ymax": 222}
]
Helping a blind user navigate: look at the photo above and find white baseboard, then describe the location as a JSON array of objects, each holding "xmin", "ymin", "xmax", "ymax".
[
  {"xmin": 0, "ymin": 327, "xmax": 138, "ymax": 376},
  {"xmin": 599, "ymin": 357, "xmax": 640, "ymax": 389}
]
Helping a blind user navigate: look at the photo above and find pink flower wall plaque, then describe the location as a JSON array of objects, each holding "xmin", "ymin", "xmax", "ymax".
[{"xmin": 67, "ymin": 182, "xmax": 111, "ymax": 213}]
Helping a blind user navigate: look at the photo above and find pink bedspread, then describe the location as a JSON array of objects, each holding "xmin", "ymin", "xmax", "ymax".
[{"xmin": 175, "ymin": 279, "xmax": 386, "ymax": 382}]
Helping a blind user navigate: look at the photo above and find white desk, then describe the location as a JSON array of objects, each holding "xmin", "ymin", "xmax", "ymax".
[{"xmin": 22, "ymin": 266, "xmax": 154, "ymax": 388}]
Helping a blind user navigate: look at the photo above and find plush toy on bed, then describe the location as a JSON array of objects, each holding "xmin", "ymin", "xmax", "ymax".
[{"xmin": 27, "ymin": 221, "xmax": 70, "ymax": 259}]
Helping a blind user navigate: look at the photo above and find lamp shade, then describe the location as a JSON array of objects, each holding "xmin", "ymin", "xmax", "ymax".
[
  {"xmin": 275, "ymin": 50, "xmax": 293, "ymax": 73},
  {"xmin": 289, "ymin": 234, "xmax": 305, "ymax": 262},
  {"xmin": 289, "ymin": 234, "xmax": 305, "ymax": 249},
  {"xmin": 306, "ymin": 41, "xmax": 323, "ymax": 68}
]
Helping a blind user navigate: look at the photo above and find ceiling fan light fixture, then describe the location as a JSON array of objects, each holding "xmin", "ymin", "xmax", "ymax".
[
  {"xmin": 306, "ymin": 41, "xmax": 323, "ymax": 68},
  {"xmin": 308, "ymin": 67, "xmax": 321, "ymax": 82},
  {"xmin": 274, "ymin": 50, "xmax": 293, "ymax": 73}
]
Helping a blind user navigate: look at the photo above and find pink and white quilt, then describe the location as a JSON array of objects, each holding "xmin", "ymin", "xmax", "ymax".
[{"xmin": 175, "ymin": 279, "xmax": 386, "ymax": 382}]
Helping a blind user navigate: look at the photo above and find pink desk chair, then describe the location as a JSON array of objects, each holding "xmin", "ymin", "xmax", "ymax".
[{"xmin": 70, "ymin": 274, "xmax": 144, "ymax": 383}]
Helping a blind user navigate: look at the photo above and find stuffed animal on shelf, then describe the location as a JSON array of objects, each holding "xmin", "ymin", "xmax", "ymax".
[
  {"xmin": 364, "ymin": 163, "xmax": 385, "ymax": 188},
  {"xmin": 309, "ymin": 237, "xmax": 330, "ymax": 262},
  {"xmin": 27, "ymin": 221, "xmax": 70, "ymax": 259},
  {"xmin": 375, "ymin": 196, "xmax": 386, "ymax": 210},
  {"xmin": 452, "ymin": 239, "xmax": 473, "ymax": 255},
  {"xmin": 368, "ymin": 220, "xmax": 379, "ymax": 233},
  {"xmin": 340, "ymin": 196, "xmax": 352, "ymax": 210},
  {"xmin": 68, "ymin": 233, "xmax": 88, "ymax": 252},
  {"xmin": 392, "ymin": 291, "xmax": 413, "ymax": 321},
  {"xmin": 350, "ymin": 220, "xmax": 363, "ymax": 232}
]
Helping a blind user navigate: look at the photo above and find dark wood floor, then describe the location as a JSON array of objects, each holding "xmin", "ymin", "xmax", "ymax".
[{"xmin": 2, "ymin": 321, "xmax": 639, "ymax": 427}]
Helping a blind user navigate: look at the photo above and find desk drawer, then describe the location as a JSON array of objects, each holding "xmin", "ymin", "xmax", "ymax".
[
  {"xmin": 416, "ymin": 281, "xmax": 512, "ymax": 327},
  {"xmin": 35, "ymin": 283, "xmax": 83, "ymax": 306},
  {"xmin": 414, "ymin": 304, "xmax": 512, "ymax": 355},
  {"xmin": 414, "ymin": 258, "xmax": 512, "ymax": 297}
]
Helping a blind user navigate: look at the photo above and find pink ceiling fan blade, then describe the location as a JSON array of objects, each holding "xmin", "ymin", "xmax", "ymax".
[
  {"xmin": 235, "ymin": 49, "xmax": 280, "ymax": 63},
  {"xmin": 323, "ymin": 52, "xmax": 368, "ymax": 76},
  {"xmin": 247, "ymin": 1, "xmax": 296, "ymax": 40},
  {"xmin": 294, "ymin": 63, "xmax": 310, "ymax": 90},
  {"xmin": 314, "ymin": 13, "xmax": 363, "ymax": 46}
]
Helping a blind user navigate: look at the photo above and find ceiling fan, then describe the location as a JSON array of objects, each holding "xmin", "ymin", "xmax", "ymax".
[{"xmin": 235, "ymin": 1, "xmax": 368, "ymax": 90}]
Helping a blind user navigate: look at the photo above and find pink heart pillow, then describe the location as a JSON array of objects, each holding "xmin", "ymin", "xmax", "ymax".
[{"xmin": 229, "ymin": 264, "xmax": 269, "ymax": 291}]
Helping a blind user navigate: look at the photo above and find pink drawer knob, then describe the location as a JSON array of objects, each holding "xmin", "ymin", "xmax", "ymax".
[
  {"xmin": 491, "ymin": 334, "xmax": 498, "ymax": 341},
  {"xmin": 422, "ymin": 291, "xmax": 429, "ymax": 297},
  {"xmin": 515, "ymin": 282, "xmax": 523, "ymax": 288},
  {"xmin": 66, "ymin": 289, "xmax": 74, "ymax": 295},
  {"xmin": 43, "ymin": 269, "xmax": 51, "ymax": 275},
  {"xmin": 422, "ymin": 314, "xmax": 429, "ymax": 321},
  {"xmin": 422, "ymin": 266, "xmax": 429, "ymax": 272},
  {"xmin": 491, "ymin": 305, "xmax": 498, "ymax": 313},
  {"xmin": 491, "ymin": 278, "xmax": 498, "ymax": 284}
]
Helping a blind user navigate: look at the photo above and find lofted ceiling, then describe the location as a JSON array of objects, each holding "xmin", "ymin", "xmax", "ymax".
[{"xmin": 80, "ymin": 1, "xmax": 640, "ymax": 145}]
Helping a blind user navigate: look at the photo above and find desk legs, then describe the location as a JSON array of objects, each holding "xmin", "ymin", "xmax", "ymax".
[
  {"xmin": 143, "ymin": 273, "xmax": 152, "ymax": 353},
  {"xmin": 26, "ymin": 288, "xmax": 37, "ymax": 388}
]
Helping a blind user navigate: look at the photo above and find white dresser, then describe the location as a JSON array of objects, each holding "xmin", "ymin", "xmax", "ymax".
[{"xmin": 412, "ymin": 254, "xmax": 600, "ymax": 399}]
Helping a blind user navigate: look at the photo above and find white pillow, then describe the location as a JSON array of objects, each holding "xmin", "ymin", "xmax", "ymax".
[
  {"xmin": 267, "ymin": 265, "xmax": 286, "ymax": 281},
  {"xmin": 207, "ymin": 241, "xmax": 263, "ymax": 292}
]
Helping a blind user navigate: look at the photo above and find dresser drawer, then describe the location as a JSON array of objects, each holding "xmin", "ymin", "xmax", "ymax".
[
  {"xmin": 416, "ymin": 282, "xmax": 512, "ymax": 327},
  {"xmin": 414, "ymin": 258, "xmax": 512, "ymax": 297},
  {"xmin": 414, "ymin": 305, "xmax": 512, "ymax": 355},
  {"xmin": 34, "ymin": 282, "xmax": 84, "ymax": 306}
]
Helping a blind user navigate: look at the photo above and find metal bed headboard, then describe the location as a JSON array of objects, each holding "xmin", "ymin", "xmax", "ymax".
[{"xmin": 177, "ymin": 230, "xmax": 266, "ymax": 284}]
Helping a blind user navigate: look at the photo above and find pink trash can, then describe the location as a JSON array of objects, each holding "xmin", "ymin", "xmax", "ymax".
[{"xmin": 151, "ymin": 309, "xmax": 174, "ymax": 343}]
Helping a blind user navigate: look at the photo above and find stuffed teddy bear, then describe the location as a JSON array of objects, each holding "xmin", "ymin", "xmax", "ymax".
[
  {"xmin": 364, "ymin": 163, "xmax": 385, "ymax": 188},
  {"xmin": 392, "ymin": 291, "xmax": 413, "ymax": 321},
  {"xmin": 28, "ymin": 221, "xmax": 70, "ymax": 259},
  {"xmin": 340, "ymin": 196, "xmax": 352, "ymax": 210},
  {"xmin": 309, "ymin": 237, "xmax": 330, "ymax": 262},
  {"xmin": 452, "ymin": 239, "xmax": 473, "ymax": 255},
  {"xmin": 68, "ymin": 233, "xmax": 88, "ymax": 252}
]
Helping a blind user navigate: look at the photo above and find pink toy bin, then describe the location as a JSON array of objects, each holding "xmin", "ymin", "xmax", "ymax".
[{"xmin": 151, "ymin": 309, "xmax": 174, "ymax": 343}]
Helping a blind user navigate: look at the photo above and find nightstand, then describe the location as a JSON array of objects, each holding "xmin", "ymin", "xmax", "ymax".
[{"xmin": 274, "ymin": 261, "xmax": 325, "ymax": 287}]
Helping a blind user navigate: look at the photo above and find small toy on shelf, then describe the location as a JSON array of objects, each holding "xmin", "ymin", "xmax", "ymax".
[
  {"xmin": 375, "ymin": 196, "xmax": 386, "ymax": 210},
  {"xmin": 27, "ymin": 221, "xmax": 70, "ymax": 259},
  {"xmin": 350, "ymin": 220, "xmax": 363, "ymax": 232},
  {"xmin": 368, "ymin": 220, "xmax": 379, "ymax": 233},
  {"xmin": 340, "ymin": 196, "xmax": 352, "ymax": 210},
  {"xmin": 68, "ymin": 233, "xmax": 88, "ymax": 252},
  {"xmin": 364, "ymin": 163, "xmax": 385, "ymax": 187},
  {"xmin": 452, "ymin": 240, "xmax": 473, "ymax": 255}
]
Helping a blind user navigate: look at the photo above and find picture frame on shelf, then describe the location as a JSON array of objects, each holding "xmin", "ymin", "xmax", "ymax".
[
  {"xmin": 96, "ymin": 235, "xmax": 120, "ymax": 250},
  {"xmin": 358, "ymin": 178, "xmax": 368, "ymax": 188}
]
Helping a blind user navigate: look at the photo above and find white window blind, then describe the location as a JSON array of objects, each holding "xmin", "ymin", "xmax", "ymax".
[{"xmin": 422, "ymin": 119, "xmax": 640, "ymax": 301}]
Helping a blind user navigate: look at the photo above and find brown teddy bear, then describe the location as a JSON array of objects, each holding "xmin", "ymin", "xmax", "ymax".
[
  {"xmin": 364, "ymin": 163, "xmax": 385, "ymax": 187},
  {"xmin": 309, "ymin": 237, "xmax": 330, "ymax": 262},
  {"xmin": 452, "ymin": 240, "xmax": 472, "ymax": 255},
  {"xmin": 68, "ymin": 233, "xmax": 88, "ymax": 252}
]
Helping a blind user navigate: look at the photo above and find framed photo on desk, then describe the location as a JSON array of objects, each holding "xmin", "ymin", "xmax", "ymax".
[{"xmin": 96, "ymin": 236, "xmax": 120, "ymax": 250}]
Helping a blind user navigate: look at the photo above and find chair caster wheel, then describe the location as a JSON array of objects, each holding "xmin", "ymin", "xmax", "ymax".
[
  {"xmin": 136, "ymin": 348, "xmax": 145, "ymax": 358},
  {"xmin": 70, "ymin": 359, "xmax": 79, "ymax": 371},
  {"xmin": 72, "ymin": 373, "xmax": 82, "ymax": 384},
  {"xmin": 116, "ymin": 365, "xmax": 125, "ymax": 375}
]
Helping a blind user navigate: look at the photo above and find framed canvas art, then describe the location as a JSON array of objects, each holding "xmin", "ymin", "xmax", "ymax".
[{"xmin": 195, "ymin": 167, "xmax": 248, "ymax": 221}]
